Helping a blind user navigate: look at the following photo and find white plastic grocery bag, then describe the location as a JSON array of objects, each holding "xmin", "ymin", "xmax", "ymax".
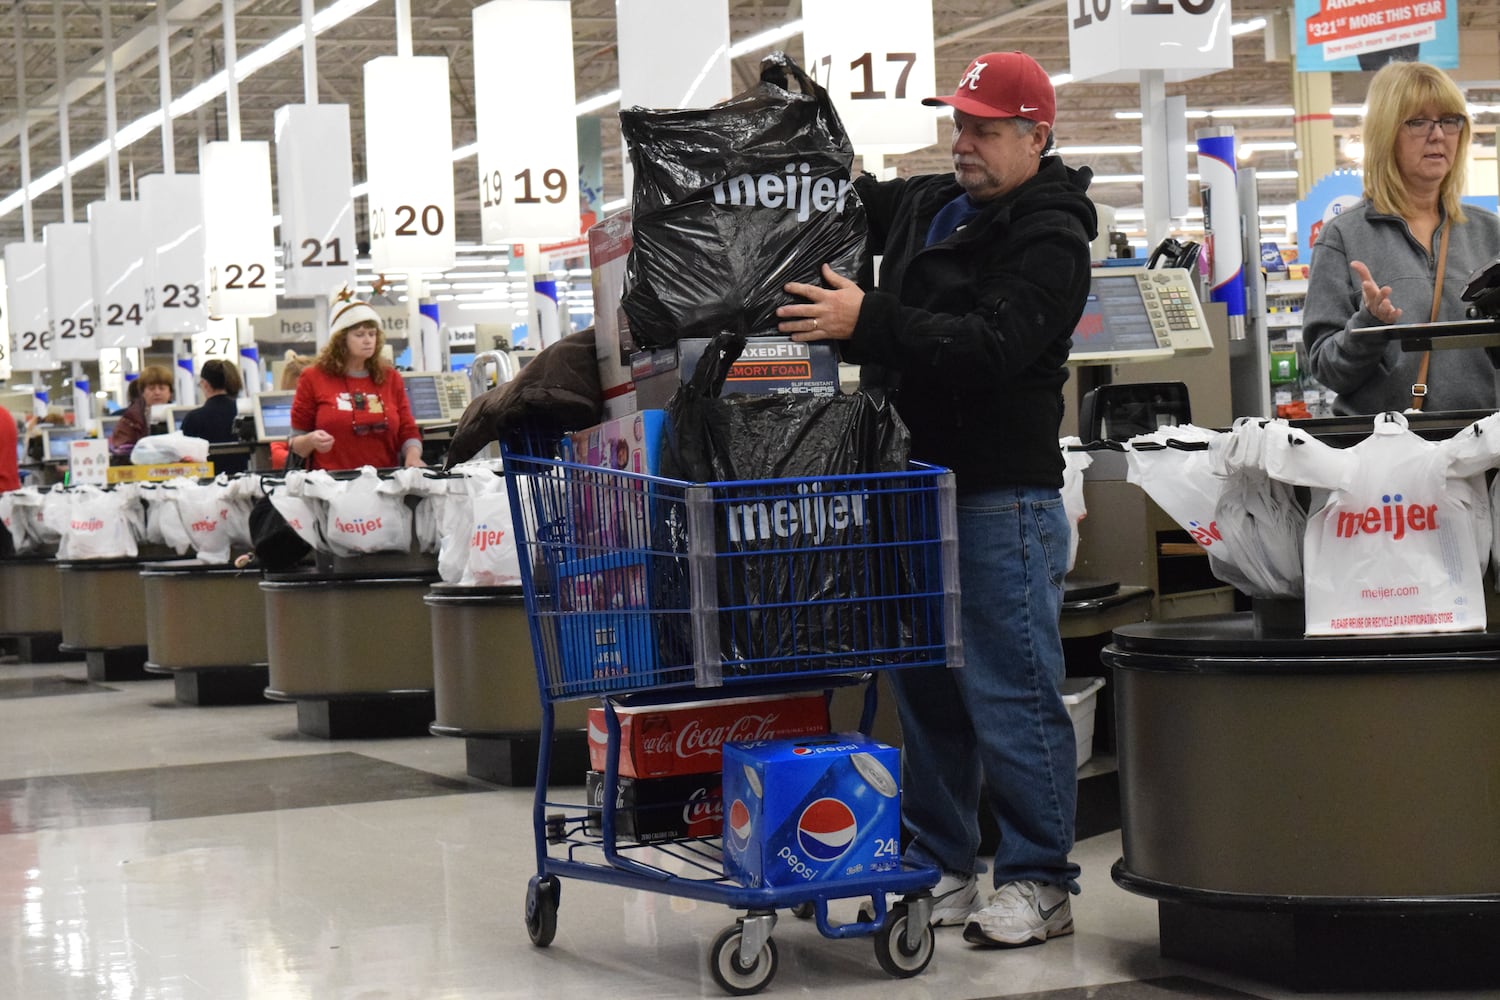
[
  {"xmin": 1264, "ymin": 411, "xmax": 1500, "ymax": 636},
  {"xmin": 306, "ymin": 466, "xmax": 412, "ymax": 556},
  {"xmin": 171, "ymin": 479, "xmax": 235, "ymax": 564},
  {"xmin": 56, "ymin": 485, "xmax": 139, "ymax": 560},
  {"xmin": 1058, "ymin": 437, "xmax": 1092, "ymax": 574},
  {"xmin": 1207, "ymin": 418, "xmax": 1305, "ymax": 598},
  {"xmin": 461, "ymin": 484, "xmax": 522, "ymax": 586},
  {"xmin": 130, "ymin": 432, "xmax": 210, "ymax": 465}
]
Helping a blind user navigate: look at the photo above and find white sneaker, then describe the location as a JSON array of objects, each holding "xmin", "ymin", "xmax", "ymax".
[
  {"xmin": 963, "ymin": 880, "xmax": 1074, "ymax": 947},
  {"xmin": 927, "ymin": 871, "xmax": 981, "ymax": 926},
  {"xmin": 857, "ymin": 871, "xmax": 980, "ymax": 927}
]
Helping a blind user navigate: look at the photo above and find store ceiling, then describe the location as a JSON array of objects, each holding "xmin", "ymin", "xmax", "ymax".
[{"xmin": 0, "ymin": 0, "xmax": 1497, "ymax": 249}]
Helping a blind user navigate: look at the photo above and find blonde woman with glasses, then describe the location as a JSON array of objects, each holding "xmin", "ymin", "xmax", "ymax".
[{"xmin": 1303, "ymin": 60, "xmax": 1500, "ymax": 415}]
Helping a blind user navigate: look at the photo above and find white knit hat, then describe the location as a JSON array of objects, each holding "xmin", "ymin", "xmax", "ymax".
[{"xmin": 329, "ymin": 298, "xmax": 382, "ymax": 336}]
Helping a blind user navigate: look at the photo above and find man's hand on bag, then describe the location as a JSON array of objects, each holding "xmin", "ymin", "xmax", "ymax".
[{"xmin": 779, "ymin": 264, "xmax": 863, "ymax": 341}]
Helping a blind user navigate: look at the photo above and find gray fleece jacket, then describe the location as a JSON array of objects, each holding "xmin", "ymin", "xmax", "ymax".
[{"xmin": 1302, "ymin": 200, "xmax": 1500, "ymax": 414}]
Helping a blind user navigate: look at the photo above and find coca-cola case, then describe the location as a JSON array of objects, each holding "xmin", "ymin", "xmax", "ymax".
[
  {"xmin": 586, "ymin": 692, "xmax": 830, "ymax": 779},
  {"xmin": 584, "ymin": 770, "xmax": 722, "ymax": 844}
]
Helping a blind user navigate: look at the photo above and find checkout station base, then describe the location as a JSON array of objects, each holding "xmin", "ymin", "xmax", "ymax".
[
  {"xmin": 57, "ymin": 560, "xmax": 157, "ymax": 683},
  {"xmin": 1104, "ymin": 611, "xmax": 1500, "ymax": 991},
  {"xmin": 142, "ymin": 561, "xmax": 271, "ymax": 705}
]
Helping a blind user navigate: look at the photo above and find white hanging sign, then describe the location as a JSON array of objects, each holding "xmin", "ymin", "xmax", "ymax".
[
  {"xmin": 1068, "ymin": 0, "xmax": 1235, "ymax": 84},
  {"xmin": 191, "ymin": 318, "xmax": 240, "ymax": 378},
  {"xmin": 88, "ymin": 200, "xmax": 153, "ymax": 349},
  {"xmin": 365, "ymin": 57, "xmax": 456, "ymax": 271},
  {"xmin": 140, "ymin": 173, "xmax": 209, "ymax": 336},
  {"xmin": 802, "ymin": 0, "xmax": 937, "ymax": 155},
  {"xmin": 98, "ymin": 347, "xmax": 127, "ymax": 401},
  {"xmin": 4, "ymin": 244, "xmax": 55, "ymax": 371},
  {"xmin": 473, "ymin": 1, "xmax": 580, "ymax": 243},
  {"xmin": 275, "ymin": 104, "xmax": 358, "ymax": 298},
  {"xmin": 44, "ymin": 223, "xmax": 97, "ymax": 363},
  {"xmin": 202, "ymin": 141, "xmax": 278, "ymax": 317},
  {"xmin": 0, "ymin": 260, "xmax": 10, "ymax": 381}
]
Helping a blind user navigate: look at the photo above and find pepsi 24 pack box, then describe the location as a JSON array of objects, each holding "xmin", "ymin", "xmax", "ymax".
[{"xmin": 721, "ymin": 734, "xmax": 902, "ymax": 889}]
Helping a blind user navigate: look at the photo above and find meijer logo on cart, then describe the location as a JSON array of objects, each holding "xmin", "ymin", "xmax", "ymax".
[
  {"xmin": 1335, "ymin": 493, "xmax": 1438, "ymax": 541},
  {"xmin": 725, "ymin": 482, "xmax": 868, "ymax": 545},
  {"xmin": 711, "ymin": 163, "xmax": 854, "ymax": 222}
]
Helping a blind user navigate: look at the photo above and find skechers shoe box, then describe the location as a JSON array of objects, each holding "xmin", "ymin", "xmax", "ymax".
[
  {"xmin": 631, "ymin": 337, "xmax": 840, "ymax": 413},
  {"xmin": 722, "ymin": 734, "xmax": 902, "ymax": 889}
]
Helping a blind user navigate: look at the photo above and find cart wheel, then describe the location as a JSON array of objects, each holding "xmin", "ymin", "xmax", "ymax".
[
  {"xmin": 525, "ymin": 875, "xmax": 560, "ymax": 948},
  {"xmin": 709, "ymin": 924, "xmax": 779, "ymax": 996},
  {"xmin": 874, "ymin": 903, "xmax": 935, "ymax": 978},
  {"xmin": 789, "ymin": 901, "xmax": 815, "ymax": 920}
]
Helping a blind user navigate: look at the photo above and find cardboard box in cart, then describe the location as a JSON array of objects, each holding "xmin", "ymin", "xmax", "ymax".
[
  {"xmin": 722, "ymin": 734, "xmax": 902, "ymax": 889},
  {"xmin": 587, "ymin": 692, "xmax": 830, "ymax": 778},
  {"xmin": 584, "ymin": 770, "xmax": 723, "ymax": 844},
  {"xmin": 589, "ymin": 210, "xmax": 644, "ymax": 418}
]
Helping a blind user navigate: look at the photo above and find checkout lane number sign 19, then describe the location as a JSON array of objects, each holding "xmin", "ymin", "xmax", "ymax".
[
  {"xmin": 473, "ymin": 0, "xmax": 581, "ymax": 244},
  {"xmin": 802, "ymin": 0, "xmax": 937, "ymax": 156}
]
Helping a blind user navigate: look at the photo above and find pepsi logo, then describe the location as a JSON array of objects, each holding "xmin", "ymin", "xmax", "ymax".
[
  {"xmin": 796, "ymin": 798, "xmax": 856, "ymax": 862},
  {"xmin": 727, "ymin": 799, "xmax": 753, "ymax": 852}
]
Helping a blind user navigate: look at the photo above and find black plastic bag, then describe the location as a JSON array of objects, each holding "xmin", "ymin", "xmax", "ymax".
[
  {"xmin": 619, "ymin": 52, "xmax": 866, "ymax": 348},
  {"xmin": 248, "ymin": 492, "xmax": 311, "ymax": 572},
  {"xmin": 658, "ymin": 333, "xmax": 914, "ymax": 671}
]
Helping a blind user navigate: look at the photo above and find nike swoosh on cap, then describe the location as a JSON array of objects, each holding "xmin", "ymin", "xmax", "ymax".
[{"xmin": 1020, "ymin": 104, "xmax": 1039, "ymax": 113}]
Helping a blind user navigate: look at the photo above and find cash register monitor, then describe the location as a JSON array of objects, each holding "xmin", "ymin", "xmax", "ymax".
[
  {"xmin": 1067, "ymin": 267, "xmax": 1215, "ymax": 366},
  {"xmin": 252, "ymin": 391, "xmax": 297, "ymax": 442},
  {"xmin": 42, "ymin": 426, "xmax": 90, "ymax": 461},
  {"xmin": 401, "ymin": 371, "xmax": 471, "ymax": 426},
  {"xmin": 167, "ymin": 404, "xmax": 198, "ymax": 434}
]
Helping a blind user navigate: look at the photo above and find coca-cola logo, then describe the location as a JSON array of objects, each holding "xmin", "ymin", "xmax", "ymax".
[
  {"xmin": 640, "ymin": 712, "xmax": 784, "ymax": 760},
  {"xmin": 684, "ymin": 786, "xmax": 723, "ymax": 824},
  {"xmin": 333, "ymin": 516, "xmax": 383, "ymax": 536}
]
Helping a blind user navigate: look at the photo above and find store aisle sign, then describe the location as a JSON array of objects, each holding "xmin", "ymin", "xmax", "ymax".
[
  {"xmin": 802, "ymin": 0, "xmax": 937, "ymax": 155},
  {"xmin": 202, "ymin": 141, "xmax": 278, "ymax": 317},
  {"xmin": 365, "ymin": 57, "xmax": 456, "ymax": 271},
  {"xmin": 473, "ymin": 1, "xmax": 580, "ymax": 244},
  {"xmin": 5, "ymin": 243, "xmax": 55, "ymax": 371},
  {"xmin": 275, "ymin": 104, "xmax": 357, "ymax": 299},
  {"xmin": 88, "ymin": 201, "xmax": 153, "ymax": 350},
  {"xmin": 44, "ymin": 223, "xmax": 97, "ymax": 364},
  {"xmin": 1067, "ymin": 0, "xmax": 1234, "ymax": 84},
  {"xmin": 192, "ymin": 318, "xmax": 240, "ymax": 380},
  {"xmin": 140, "ymin": 173, "xmax": 209, "ymax": 337}
]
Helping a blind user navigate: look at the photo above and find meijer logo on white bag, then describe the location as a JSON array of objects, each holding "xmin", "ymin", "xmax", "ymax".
[
  {"xmin": 333, "ymin": 516, "xmax": 383, "ymax": 537},
  {"xmin": 71, "ymin": 518, "xmax": 105, "ymax": 532},
  {"xmin": 471, "ymin": 523, "xmax": 506, "ymax": 551},
  {"xmin": 711, "ymin": 163, "xmax": 854, "ymax": 222},
  {"xmin": 1334, "ymin": 493, "xmax": 1438, "ymax": 541}
]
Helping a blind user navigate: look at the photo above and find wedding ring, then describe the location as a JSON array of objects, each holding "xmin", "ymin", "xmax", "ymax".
[{"xmin": 812, "ymin": 317, "xmax": 819, "ymax": 330}]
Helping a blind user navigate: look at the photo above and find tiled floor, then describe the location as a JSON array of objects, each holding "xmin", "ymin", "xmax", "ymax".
[{"xmin": 2, "ymin": 658, "xmax": 1497, "ymax": 1000}]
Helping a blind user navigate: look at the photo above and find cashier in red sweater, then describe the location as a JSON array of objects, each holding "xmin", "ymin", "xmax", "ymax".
[{"xmin": 287, "ymin": 296, "xmax": 424, "ymax": 470}]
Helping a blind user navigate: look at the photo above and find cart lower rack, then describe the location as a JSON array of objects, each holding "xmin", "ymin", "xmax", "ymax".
[{"xmin": 504, "ymin": 449, "xmax": 962, "ymax": 995}]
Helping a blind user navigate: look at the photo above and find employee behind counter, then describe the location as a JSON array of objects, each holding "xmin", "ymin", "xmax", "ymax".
[{"xmin": 1302, "ymin": 60, "xmax": 1500, "ymax": 414}]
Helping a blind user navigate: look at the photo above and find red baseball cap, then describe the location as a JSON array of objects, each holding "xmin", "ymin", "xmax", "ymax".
[{"xmin": 922, "ymin": 51, "xmax": 1056, "ymax": 126}]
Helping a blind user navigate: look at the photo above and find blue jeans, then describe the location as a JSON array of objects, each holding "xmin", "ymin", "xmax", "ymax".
[{"xmin": 888, "ymin": 485, "xmax": 1079, "ymax": 891}]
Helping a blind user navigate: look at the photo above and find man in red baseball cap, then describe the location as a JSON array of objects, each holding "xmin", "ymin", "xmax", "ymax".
[{"xmin": 779, "ymin": 50, "xmax": 1096, "ymax": 949}]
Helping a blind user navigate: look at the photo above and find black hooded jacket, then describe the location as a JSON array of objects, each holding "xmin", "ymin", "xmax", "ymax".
[{"xmin": 846, "ymin": 155, "xmax": 1097, "ymax": 491}]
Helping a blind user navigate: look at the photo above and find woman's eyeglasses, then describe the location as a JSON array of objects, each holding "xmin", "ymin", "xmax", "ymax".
[{"xmin": 1403, "ymin": 115, "xmax": 1466, "ymax": 137}]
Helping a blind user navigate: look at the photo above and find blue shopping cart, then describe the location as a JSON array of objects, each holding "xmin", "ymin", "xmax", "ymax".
[{"xmin": 503, "ymin": 444, "xmax": 963, "ymax": 995}]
